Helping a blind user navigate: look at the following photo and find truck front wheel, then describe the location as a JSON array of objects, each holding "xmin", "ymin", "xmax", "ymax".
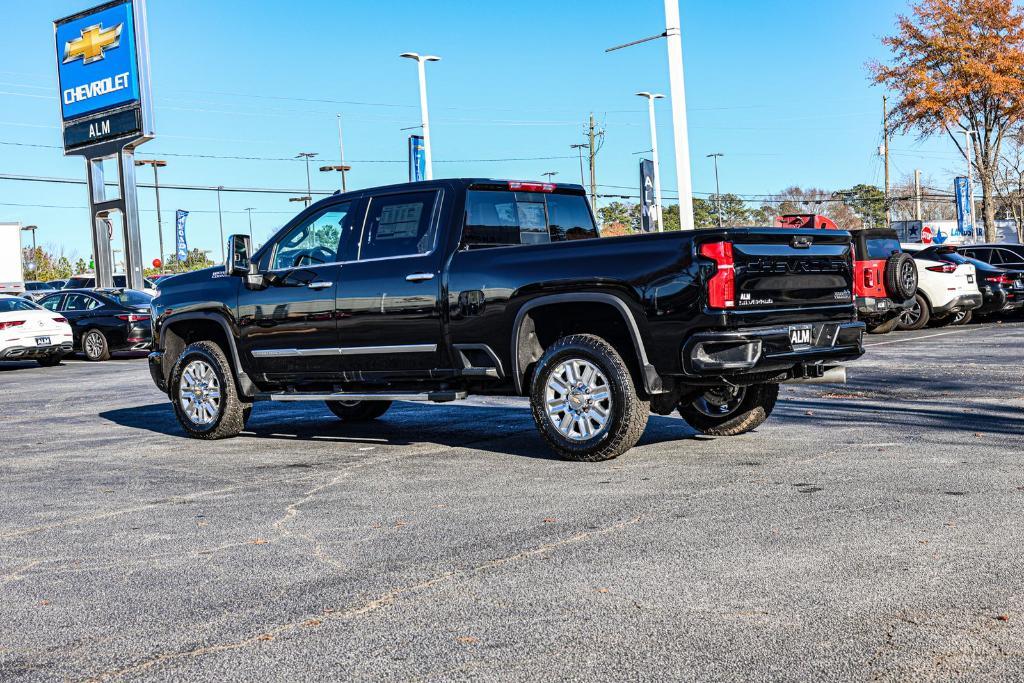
[
  {"xmin": 325, "ymin": 400, "xmax": 392, "ymax": 422},
  {"xmin": 169, "ymin": 341, "xmax": 247, "ymax": 440},
  {"xmin": 678, "ymin": 382, "xmax": 779, "ymax": 436},
  {"xmin": 529, "ymin": 334, "xmax": 649, "ymax": 462}
]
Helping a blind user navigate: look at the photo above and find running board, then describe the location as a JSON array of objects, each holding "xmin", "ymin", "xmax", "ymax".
[{"xmin": 256, "ymin": 390, "xmax": 468, "ymax": 403}]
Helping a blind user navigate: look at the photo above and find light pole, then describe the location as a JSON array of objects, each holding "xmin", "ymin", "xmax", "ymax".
[
  {"xmin": 542, "ymin": 171, "xmax": 559, "ymax": 182},
  {"xmin": 400, "ymin": 52, "xmax": 441, "ymax": 181},
  {"xmin": 636, "ymin": 92, "xmax": 665, "ymax": 232},
  {"xmin": 320, "ymin": 165, "xmax": 352, "ymax": 193},
  {"xmin": 604, "ymin": 1, "xmax": 695, "ymax": 230},
  {"xmin": 707, "ymin": 153, "xmax": 724, "ymax": 227},
  {"xmin": 134, "ymin": 159, "xmax": 167, "ymax": 269},
  {"xmin": 336, "ymin": 114, "xmax": 349, "ymax": 192},
  {"xmin": 296, "ymin": 152, "xmax": 318, "ymax": 207},
  {"xmin": 289, "ymin": 196, "xmax": 312, "ymax": 207},
  {"xmin": 570, "ymin": 144, "xmax": 589, "ymax": 188},
  {"xmin": 244, "ymin": 207, "xmax": 255, "ymax": 241}
]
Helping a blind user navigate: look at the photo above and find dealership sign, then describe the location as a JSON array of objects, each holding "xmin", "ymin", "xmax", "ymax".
[
  {"xmin": 54, "ymin": 0, "xmax": 154, "ymax": 154},
  {"xmin": 175, "ymin": 210, "xmax": 189, "ymax": 261},
  {"xmin": 408, "ymin": 135, "xmax": 426, "ymax": 182}
]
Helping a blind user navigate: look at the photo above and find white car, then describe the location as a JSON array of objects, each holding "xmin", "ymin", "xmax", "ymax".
[
  {"xmin": 0, "ymin": 295, "xmax": 74, "ymax": 366},
  {"xmin": 900, "ymin": 244, "xmax": 983, "ymax": 329}
]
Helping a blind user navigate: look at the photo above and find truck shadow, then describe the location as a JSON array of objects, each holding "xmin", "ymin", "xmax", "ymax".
[{"xmin": 98, "ymin": 401, "xmax": 707, "ymax": 461}]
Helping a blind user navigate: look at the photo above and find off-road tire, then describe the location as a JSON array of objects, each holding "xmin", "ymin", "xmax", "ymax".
[
  {"xmin": 897, "ymin": 293, "xmax": 930, "ymax": 331},
  {"xmin": 678, "ymin": 382, "xmax": 780, "ymax": 436},
  {"xmin": 36, "ymin": 355, "xmax": 63, "ymax": 367},
  {"xmin": 885, "ymin": 252, "xmax": 918, "ymax": 300},
  {"xmin": 866, "ymin": 316, "xmax": 900, "ymax": 335},
  {"xmin": 325, "ymin": 400, "xmax": 392, "ymax": 422},
  {"xmin": 82, "ymin": 329, "xmax": 110, "ymax": 362},
  {"xmin": 530, "ymin": 334, "xmax": 649, "ymax": 462},
  {"xmin": 170, "ymin": 341, "xmax": 246, "ymax": 440}
]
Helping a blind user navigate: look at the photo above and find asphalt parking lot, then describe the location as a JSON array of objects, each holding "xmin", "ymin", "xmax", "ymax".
[{"xmin": 2, "ymin": 322, "xmax": 1023, "ymax": 681}]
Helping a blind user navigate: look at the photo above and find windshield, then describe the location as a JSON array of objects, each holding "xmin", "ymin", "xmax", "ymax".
[{"xmin": 0, "ymin": 298, "xmax": 40, "ymax": 313}]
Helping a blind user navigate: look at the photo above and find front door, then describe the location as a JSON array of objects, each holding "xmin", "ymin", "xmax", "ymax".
[
  {"xmin": 333, "ymin": 189, "xmax": 447, "ymax": 375},
  {"xmin": 238, "ymin": 201, "xmax": 356, "ymax": 377}
]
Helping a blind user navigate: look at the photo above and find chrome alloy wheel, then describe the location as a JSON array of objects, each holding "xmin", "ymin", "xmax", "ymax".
[
  {"xmin": 545, "ymin": 358, "xmax": 612, "ymax": 441},
  {"xmin": 692, "ymin": 386, "xmax": 747, "ymax": 417},
  {"xmin": 899, "ymin": 260, "xmax": 917, "ymax": 297},
  {"xmin": 84, "ymin": 331, "xmax": 104, "ymax": 359},
  {"xmin": 178, "ymin": 359, "xmax": 222, "ymax": 426}
]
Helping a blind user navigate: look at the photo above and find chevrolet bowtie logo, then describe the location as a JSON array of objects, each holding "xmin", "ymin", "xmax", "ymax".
[{"xmin": 63, "ymin": 23, "xmax": 123, "ymax": 65}]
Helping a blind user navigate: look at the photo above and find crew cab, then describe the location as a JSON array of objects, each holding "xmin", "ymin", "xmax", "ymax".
[
  {"xmin": 852, "ymin": 229, "xmax": 918, "ymax": 334},
  {"xmin": 147, "ymin": 179, "xmax": 865, "ymax": 461}
]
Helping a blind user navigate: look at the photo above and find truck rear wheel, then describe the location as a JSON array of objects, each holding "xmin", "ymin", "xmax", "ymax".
[
  {"xmin": 169, "ymin": 341, "xmax": 247, "ymax": 440},
  {"xmin": 325, "ymin": 400, "xmax": 392, "ymax": 422},
  {"xmin": 678, "ymin": 382, "xmax": 779, "ymax": 436},
  {"xmin": 529, "ymin": 334, "xmax": 649, "ymax": 462}
]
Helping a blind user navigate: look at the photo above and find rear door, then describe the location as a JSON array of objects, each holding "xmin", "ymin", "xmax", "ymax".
[
  {"xmin": 333, "ymin": 188, "xmax": 447, "ymax": 374},
  {"xmin": 721, "ymin": 229, "xmax": 854, "ymax": 309}
]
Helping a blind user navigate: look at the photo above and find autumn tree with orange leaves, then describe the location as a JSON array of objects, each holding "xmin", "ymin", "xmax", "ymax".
[{"xmin": 871, "ymin": 0, "xmax": 1024, "ymax": 242}]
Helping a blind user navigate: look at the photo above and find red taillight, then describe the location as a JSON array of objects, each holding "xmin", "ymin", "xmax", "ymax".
[
  {"xmin": 986, "ymin": 274, "xmax": 1013, "ymax": 285},
  {"xmin": 700, "ymin": 241, "xmax": 735, "ymax": 309},
  {"xmin": 508, "ymin": 181, "xmax": 555, "ymax": 193},
  {"xmin": 926, "ymin": 264, "xmax": 957, "ymax": 274},
  {"xmin": 117, "ymin": 314, "xmax": 151, "ymax": 323},
  {"xmin": 0, "ymin": 320, "xmax": 25, "ymax": 330},
  {"xmin": 864, "ymin": 269, "xmax": 875, "ymax": 288},
  {"xmin": 52, "ymin": 317, "xmax": 67, "ymax": 324}
]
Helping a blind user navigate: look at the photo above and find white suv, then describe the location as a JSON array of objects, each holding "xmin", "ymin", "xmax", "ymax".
[{"xmin": 900, "ymin": 244, "xmax": 983, "ymax": 329}]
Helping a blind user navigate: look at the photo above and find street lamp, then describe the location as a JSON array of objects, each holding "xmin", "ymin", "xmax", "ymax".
[
  {"xmin": 134, "ymin": 159, "xmax": 167, "ymax": 269},
  {"xmin": 20, "ymin": 225, "xmax": 37, "ymax": 253},
  {"xmin": 400, "ymin": 52, "xmax": 441, "ymax": 181},
  {"xmin": 542, "ymin": 171, "xmax": 559, "ymax": 182},
  {"xmin": 244, "ymin": 207, "xmax": 255, "ymax": 241},
  {"xmin": 296, "ymin": 152, "xmax": 318, "ymax": 207},
  {"xmin": 636, "ymin": 92, "xmax": 665, "ymax": 232},
  {"xmin": 320, "ymin": 165, "xmax": 352, "ymax": 193},
  {"xmin": 289, "ymin": 196, "xmax": 312, "ymax": 205},
  {"xmin": 707, "ymin": 153, "xmax": 724, "ymax": 228}
]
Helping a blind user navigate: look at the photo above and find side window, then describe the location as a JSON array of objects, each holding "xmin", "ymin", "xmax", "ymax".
[
  {"xmin": 64, "ymin": 294, "xmax": 99, "ymax": 311},
  {"xmin": 547, "ymin": 194, "xmax": 598, "ymax": 242},
  {"xmin": 271, "ymin": 204, "xmax": 352, "ymax": 271},
  {"xmin": 40, "ymin": 296, "xmax": 63, "ymax": 312},
  {"xmin": 997, "ymin": 248, "xmax": 1023, "ymax": 265},
  {"xmin": 358, "ymin": 191, "xmax": 439, "ymax": 260}
]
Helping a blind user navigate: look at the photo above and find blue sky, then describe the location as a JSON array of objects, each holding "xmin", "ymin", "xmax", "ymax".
[{"xmin": 2, "ymin": 0, "xmax": 965, "ymax": 264}]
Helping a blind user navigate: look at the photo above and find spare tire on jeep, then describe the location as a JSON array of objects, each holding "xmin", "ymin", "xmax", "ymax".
[{"xmin": 884, "ymin": 252, "xmax": 918, "ymax": 301}]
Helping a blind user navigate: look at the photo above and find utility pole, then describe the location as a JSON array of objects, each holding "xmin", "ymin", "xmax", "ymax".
[
  {"xmin": 883, "ymin": 95, "xmax": 891, "ymax": 226},
  {"xmin": 708, "ymin": 153, "xmax": 724, "ymax": 228},
  {"xmin": 134, "ymin": 159, "xmax": 167, "ymax": 269},
  {"xmin": 588, "ymin": 114, "xmax": 598, "ymax": 210},
  {"xmin": 216, "ymin": 186, "xmax": 225, "ymax": 262},
  {"xmin": 914, "ymin": 169, "xmax": 922, "ymax": 221}
]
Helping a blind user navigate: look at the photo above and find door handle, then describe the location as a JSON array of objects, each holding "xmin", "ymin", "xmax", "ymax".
[
  {"xmin": 406, "ymin": 273, "xmax": 435, "ymax": 283},
  {"xmin": 307, "ymin": 281, "xmax": 333, "ymax": 290}
]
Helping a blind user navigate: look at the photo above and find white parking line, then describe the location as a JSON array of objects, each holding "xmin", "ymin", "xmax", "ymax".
[{"xmin": 864, "ymin": 325, "xmax": 1017, "ymax": 347}]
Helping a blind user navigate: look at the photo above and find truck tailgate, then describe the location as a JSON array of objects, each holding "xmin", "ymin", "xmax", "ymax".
[{"xmin": 701, "ymin": 229, "xmax": 853, "ymax": 310}]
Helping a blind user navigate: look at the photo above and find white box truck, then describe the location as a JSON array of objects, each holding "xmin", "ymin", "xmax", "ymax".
[{"xmin": 0, "ymin": 222, "xmax": 26, "ymax": 295}]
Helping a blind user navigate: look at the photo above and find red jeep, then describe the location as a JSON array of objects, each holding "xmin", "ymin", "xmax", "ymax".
[{"xmin": 852, "ymin": 229, "xmax": 918, "ymax": 334}]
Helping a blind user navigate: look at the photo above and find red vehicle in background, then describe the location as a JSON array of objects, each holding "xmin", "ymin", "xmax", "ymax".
[
  {"xmin": 775, "ymin": 214, "xmax": 840, "ymax": 231},
  {"xmin": 851, "ymin": 229, "xmax": 918, "ymax": 334}
]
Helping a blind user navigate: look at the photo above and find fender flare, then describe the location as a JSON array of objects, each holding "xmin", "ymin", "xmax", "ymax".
[
  {"xmin": 160, "ymin": 311, "xmax": 257, "ymax": 397},
  {"xmin": 509, "ymin": 292, "xmax": 663, "ymax": 396}
]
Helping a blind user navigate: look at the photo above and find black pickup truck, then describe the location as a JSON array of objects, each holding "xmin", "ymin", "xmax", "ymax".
[{"xmin": 148, "ymin": 179, "xmax": 864, "ymax": 461}]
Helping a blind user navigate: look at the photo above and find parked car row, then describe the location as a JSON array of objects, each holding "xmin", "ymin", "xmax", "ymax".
[
  {"xmin": 855, "ymin": 235, "xmax": 1024, "ymax": 334},
  {"xmin": 0, "ymin": 288, "xmax": 154, "ymax": 365}
]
